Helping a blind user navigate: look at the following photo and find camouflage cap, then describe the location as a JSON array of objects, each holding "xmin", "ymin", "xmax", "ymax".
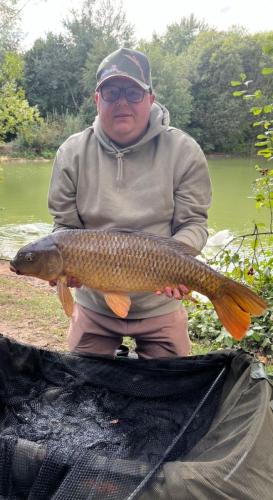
[{"xmin": 96, "ymin": 48, "xmax": 152, "ymax": 91}]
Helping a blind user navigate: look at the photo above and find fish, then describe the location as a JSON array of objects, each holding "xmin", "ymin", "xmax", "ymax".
[{"xmin": 9, "ymin": 228, "xmax": 267, "ymax": 340}]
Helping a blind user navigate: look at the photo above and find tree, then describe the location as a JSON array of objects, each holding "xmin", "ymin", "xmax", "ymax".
[
  {"xmin": 137, "ymin": 38, "xmax": 192, "ymax": 130},
  {"xmin": 24, "ymin": 0, "xmax": 135, "ymax": 118},
  {"xmin": 0, "ymin": 0, "xmax": 47, "ymax": 58},
  {"xmin": 24, "ymin": 33, "xmax": 81, "ymax": 116},
  {"xmin": 163, "ymin": 14, "xmax": 209, "ymax": 55},
  {"xmin": 184, "ymin": 30, "xmax": 265, "ymax": 152},
  {"xmin": 0, "ymin": 0, "xmax": 22, "ymax": 57},
  {"xmin": 0, "ymin": 51, "xmax": 41, "ymax": 142}
]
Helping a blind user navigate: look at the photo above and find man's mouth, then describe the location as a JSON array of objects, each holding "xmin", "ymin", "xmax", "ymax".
[{"xmin": 114, "ymin": 114, "xmax": 131, "ymax": 118}]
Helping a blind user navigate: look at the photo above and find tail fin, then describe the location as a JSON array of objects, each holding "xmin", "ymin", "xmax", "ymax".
[{"xmin": 211, "ymin": 281, "xmax": 267, "ymax": 340}]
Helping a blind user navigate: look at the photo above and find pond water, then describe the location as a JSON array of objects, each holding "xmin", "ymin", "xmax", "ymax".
[{"xmin": 0, "ymin": 158, "xmax": 269, "ymax": 259}]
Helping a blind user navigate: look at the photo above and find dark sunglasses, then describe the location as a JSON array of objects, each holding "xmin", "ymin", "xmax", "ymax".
[{"xmin": 100, "ymin": 85, "xmax": 147, "ymax": 103}]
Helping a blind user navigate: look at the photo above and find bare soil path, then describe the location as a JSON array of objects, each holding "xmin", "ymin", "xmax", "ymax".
[{"xmin": 0, "ymin": 260, "xmax": 69, "ymax": 351}]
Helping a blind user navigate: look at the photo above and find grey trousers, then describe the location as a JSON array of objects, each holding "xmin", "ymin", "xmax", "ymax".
[{"xmin": 68, "ymin": 304, "xmax": 191, "ymax": 359}]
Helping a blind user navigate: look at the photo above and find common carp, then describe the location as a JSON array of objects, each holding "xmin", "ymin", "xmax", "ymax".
[{"xmin": 9, "ymin": 229, "xmax": 267, "ymax": 340}]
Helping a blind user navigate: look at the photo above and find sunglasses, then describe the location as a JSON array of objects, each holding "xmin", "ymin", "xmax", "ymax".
[{"xmin": 100, "ymin": 85, "xmax": 147, "ymax": 103}]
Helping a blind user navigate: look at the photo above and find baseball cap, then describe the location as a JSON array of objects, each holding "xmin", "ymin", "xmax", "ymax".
[{"xmin": 96, "ymin": 48, "xmax": 152, "ymax": 91}]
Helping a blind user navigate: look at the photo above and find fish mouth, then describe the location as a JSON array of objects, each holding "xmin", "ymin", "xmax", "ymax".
[{"xmin": 9, "ymin": 262, "xmax": 21, "ymax": 275}]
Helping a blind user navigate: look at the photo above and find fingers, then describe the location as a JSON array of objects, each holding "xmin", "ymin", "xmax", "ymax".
[
  {"xmin": 49, "ymin": 277, "xmax": 82, "ymax": 288},
  {"xmin": 155, "ymin": 284, "xmax": 190, "ymax": 300},
  {"xmin": 67, "ymin": 277, "xmax": 82, "ymax": 288},
  {"xmin": 178, "ymin": 284, "xmax": 190, "ymax": 295}
]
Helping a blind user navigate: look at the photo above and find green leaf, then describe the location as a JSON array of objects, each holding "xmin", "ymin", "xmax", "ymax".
[
  {"xmin": 230, "ymin": 80, "xmax": 242, "ymax": 86},
  {"xmin": 254, "ymin": 90, "xmax": 262, "ymax": 98},
  {"xmin": 233, "ymin": 90, "xmax": 246, "ymax": 97},
  {"xmin": 255, "ymin": 141, "xmax": 269, "ymax": 146},
  {"xmin": 261, "ymin": 68, "xmax": 273, "ymax": 75},
  {"xmin": 264, "ymin": 105, "xmax": 273, "ymax": 113},
  {"xmin": 250, "ymin": 107, "xmax": 263, "ymax": 115}
]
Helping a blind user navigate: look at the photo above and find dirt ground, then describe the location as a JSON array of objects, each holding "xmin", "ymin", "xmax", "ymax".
[{"xmin": 0, "ymin": 260, "xmax": 69, "ymax": 351}]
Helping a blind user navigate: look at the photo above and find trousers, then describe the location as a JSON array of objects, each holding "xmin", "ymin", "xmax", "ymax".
[{"xmin": 68, "ymin": 303, "xmax": 191, "ymax": 359}]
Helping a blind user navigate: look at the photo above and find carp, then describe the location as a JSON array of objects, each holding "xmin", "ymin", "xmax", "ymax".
[{"xmin": 9, "ymin": 229, "xmax": 267, "ymax": 340}]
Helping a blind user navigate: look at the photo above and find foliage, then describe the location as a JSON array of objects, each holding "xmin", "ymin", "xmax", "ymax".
[
  {"xmin": 0, "ymin": 1, "xmax": 46, "ymax": 59},
  {"xmin": 0, "ymin": 0, "xmax": 22, "ymax": 58},
  {"xmin": 184, "ymin": 30, "xmax": 259, "ymax": 152},
  {"xmin": 187, "ymin": 233, "xmax": 273, "ymax": 357},
  {"xmin": 231, "ymin": 35, "xmax": 273, "ymax": 228},
  {"xmin": 14, "ymin": 113, "xmax": 86, "ymax": 156},
  {"xmin": 0, "ymin": 52, "xmax": 41, "ymax": 142},
  {"xmin": 188, "ymin": 36, "xmax": 273, "ymax": 358},
  {"xmin": 24, "ymin": 33, "xmax": 82, "ymax": 116},
  {"xmin": 162, "ymin": 14, "xmax": 209, "ymax": 55},
  {"xmin": 137, "ymin": 39, "xmax": 192, "ymax": 129},
  {"xmin": 24, "ymin": 0, "xmax": 135, "ymax": 118}
]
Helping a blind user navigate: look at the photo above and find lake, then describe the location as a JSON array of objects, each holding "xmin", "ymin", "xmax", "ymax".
[{"xmin": 0, "ymin": 158, "xmax": 270, "ymax": 258}]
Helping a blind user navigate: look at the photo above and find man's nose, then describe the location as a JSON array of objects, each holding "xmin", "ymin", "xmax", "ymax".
[{"xmin": 116, "ymin": 88, "xmax": 129, "ymax": 103}]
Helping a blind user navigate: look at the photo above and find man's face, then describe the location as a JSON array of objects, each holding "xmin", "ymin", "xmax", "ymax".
[{"xmin": 95, "ymin": 77, "xmax": 155, "ymax": 146}]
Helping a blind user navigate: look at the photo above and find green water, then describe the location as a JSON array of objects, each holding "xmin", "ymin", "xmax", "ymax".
[{"xmin": 0, "ymin": 158, "xmax": 269, "ymax": 258}]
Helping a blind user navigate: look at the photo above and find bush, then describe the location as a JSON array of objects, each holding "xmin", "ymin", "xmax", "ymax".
[
  {"xmin": 14, "ymin": 113, "xmax": 87, "ymax": 157},
  {"xmin": 187, "ymin": 238, "xmax": 273, "ymax": 357}
]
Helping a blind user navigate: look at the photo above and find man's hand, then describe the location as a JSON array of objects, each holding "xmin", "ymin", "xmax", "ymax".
[
  {"xmin": 49, "ymin": 277, "xmax": 82, "ymax": 288},
  {"xmin": 155, "ymin": 284, "xmax": 190, "ymax": 300}
]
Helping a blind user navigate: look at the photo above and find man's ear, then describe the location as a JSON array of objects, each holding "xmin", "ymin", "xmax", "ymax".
[
  {"xmin": 149, "ymin": 93, "xmax": 155, "ymax": 105},
  {"xmin": 94, "ymin": 91, "xmax": 99, "ymax": 106}
]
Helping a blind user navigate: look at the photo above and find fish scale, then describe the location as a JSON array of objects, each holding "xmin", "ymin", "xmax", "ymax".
[{"xmin": 55, "ymin": 230, "xmax": 217, "ymax": 293}]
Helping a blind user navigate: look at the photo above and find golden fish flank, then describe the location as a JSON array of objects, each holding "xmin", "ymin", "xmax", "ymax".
[{"xmin": 9, "ymin": 229, "xmax": 267, "ymax": 340}]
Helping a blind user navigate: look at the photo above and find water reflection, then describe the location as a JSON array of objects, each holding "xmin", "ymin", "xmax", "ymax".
[{"xmin": 0, "ymin": 223, "xmax": 52, "ymax": 259}]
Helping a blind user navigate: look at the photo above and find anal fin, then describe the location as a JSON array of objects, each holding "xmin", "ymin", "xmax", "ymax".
[
  {"xmin": 104, "ymin": 293, "xmax": 131, "ymax": 318},
  {"xmin": 57, "ymin": 278, "xmax": 74, "ymax": 317}
]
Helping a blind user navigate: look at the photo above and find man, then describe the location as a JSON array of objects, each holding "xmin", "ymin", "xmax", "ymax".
[{"xmin": 48, "ymin": 47, "xmax": 211, "ymax": 359}]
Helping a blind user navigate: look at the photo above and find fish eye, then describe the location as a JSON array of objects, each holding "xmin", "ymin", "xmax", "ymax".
[{"xmin": 25, "ymin": 252, "xmax": 33, "ymax": 262}]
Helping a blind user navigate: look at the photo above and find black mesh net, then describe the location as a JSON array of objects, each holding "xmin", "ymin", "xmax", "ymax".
[{"xmin": 0, "ymin": 335, "xmax": 236, "ymax": 499}]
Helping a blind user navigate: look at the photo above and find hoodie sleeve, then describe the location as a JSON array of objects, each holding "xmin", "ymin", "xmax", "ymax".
[
  {"xmin": 172, "ymin": 136, "xmax": 212, "ymax": 251},
  {"xmin": 48, "ymin": 144, "xmax": 84, "ymax": 231}
]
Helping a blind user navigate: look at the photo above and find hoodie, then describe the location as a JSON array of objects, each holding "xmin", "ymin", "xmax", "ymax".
[{"xmin": 48, "ymin": 102, "xmax": 212, "ymax": 318}]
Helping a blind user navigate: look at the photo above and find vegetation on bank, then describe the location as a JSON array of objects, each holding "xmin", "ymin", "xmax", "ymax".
[{"xmin": 188, "ymin": 41, "xmax": 273, "ymax": 363}]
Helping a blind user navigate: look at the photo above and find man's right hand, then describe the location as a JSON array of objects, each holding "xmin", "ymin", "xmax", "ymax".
[{"xmin": 49, "ymin": 277, "xmax": 82, "ymax": 288}]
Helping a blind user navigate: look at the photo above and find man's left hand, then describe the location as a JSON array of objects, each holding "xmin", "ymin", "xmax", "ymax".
[{"xmin": 155, "ymin": 284, "xmax": 190, "ymax": 300}]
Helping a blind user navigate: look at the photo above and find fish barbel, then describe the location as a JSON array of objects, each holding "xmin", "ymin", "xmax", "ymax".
[{"xmin": 9, "ymin": 229, "xmax": 267, "ymax": 340}]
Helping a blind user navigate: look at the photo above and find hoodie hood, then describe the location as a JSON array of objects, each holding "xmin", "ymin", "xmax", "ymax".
[
  {"xmin": 93, "ymin": 101, "xmax": 170, "ymax": 152},
  {"xmin": 93, "ymin": 101, "xmax": 170, "ymax": 185}
]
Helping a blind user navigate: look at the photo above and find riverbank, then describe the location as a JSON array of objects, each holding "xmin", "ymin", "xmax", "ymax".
[{"xmin": 0, "ymin": 156, "xmax": 51, "ymax": 163}]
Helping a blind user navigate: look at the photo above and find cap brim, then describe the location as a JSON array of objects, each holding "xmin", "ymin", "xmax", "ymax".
[{"xmin": 95, "ymin": 73, "xmax": 150, "ymax": 92}]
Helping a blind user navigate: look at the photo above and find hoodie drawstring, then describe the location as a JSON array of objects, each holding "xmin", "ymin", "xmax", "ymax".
[{"xmin": 116, "ymin": 151, "xmax": 124, "ymax": 185}]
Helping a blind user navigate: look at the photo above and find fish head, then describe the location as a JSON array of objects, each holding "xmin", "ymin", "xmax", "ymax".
[{"xmin": 9, "ymin": 236, "xmax": 63, "ymax": 282}]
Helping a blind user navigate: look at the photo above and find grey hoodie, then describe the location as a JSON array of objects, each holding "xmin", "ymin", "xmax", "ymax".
[{"xmin": 48, "ymin": 102, "xmax": 211, "ymax": 318}]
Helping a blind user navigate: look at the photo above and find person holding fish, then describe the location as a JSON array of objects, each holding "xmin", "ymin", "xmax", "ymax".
[
  {"xmin": 10, "ymin": 48, "xmax": 266, "ymax": 354},
  {"xmin": 46, "ymin": 47, "xmax": 212, "ymax": 358}
]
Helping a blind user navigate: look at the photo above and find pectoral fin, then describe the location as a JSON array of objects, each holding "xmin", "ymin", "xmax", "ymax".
[
  {"xmin": 57, "ymin": 278, "xmax": 74, "ymax": 317},
  {"xmin": 104, "ymin": 293, "xmax": 131, "ymax": 318}
]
